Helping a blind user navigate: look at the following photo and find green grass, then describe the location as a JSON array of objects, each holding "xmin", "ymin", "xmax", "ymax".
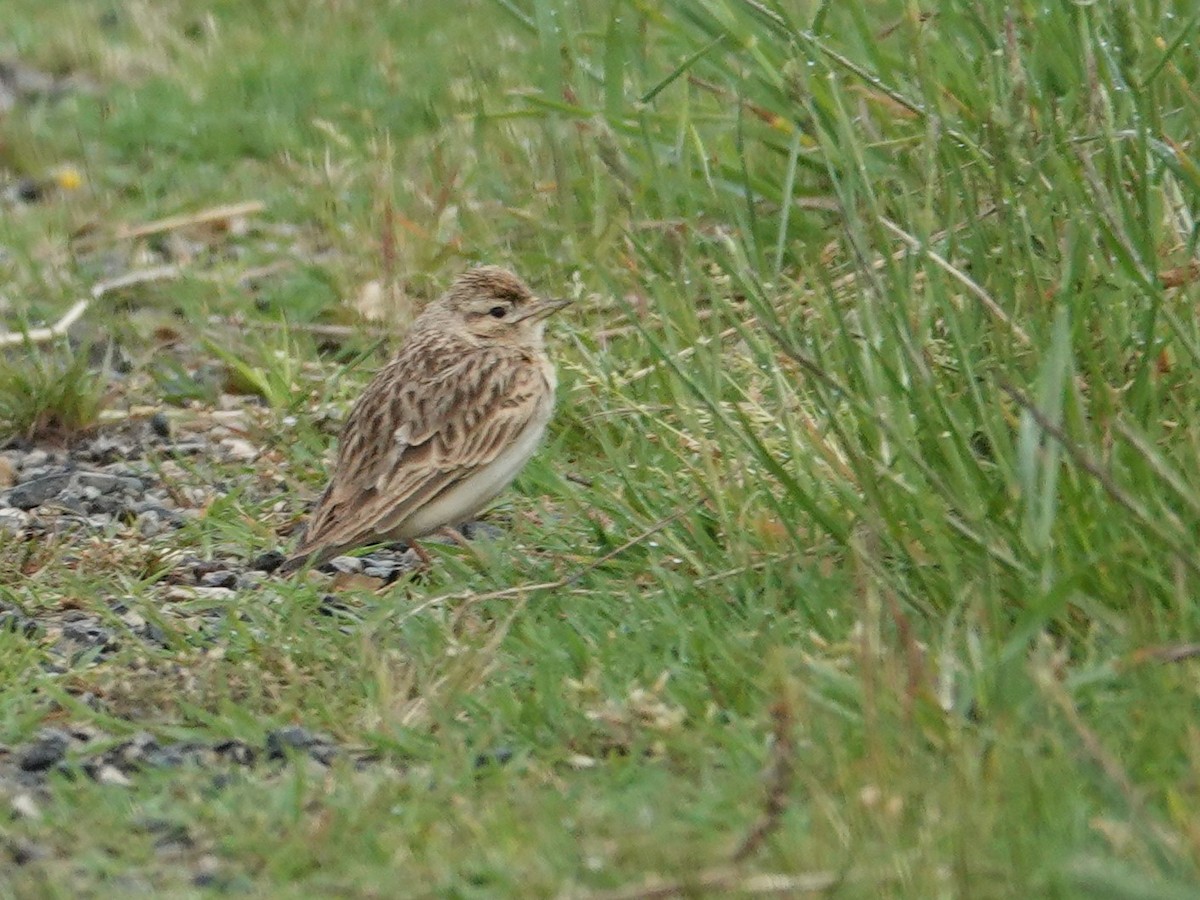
[
  {"xmin": 0, "ymin": 342, "xmax": 109, "ymax": 442},
  {"xmin": 2, "ymin": 0, "xmax": 1200, "ymax": 895}
]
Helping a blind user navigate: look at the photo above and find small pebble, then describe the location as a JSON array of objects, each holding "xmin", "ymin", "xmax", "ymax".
[
  {"xmin": 8, "ymin": 472, "xmax": 73, "ymax": 509},
  {"xmin": 0, "ymin": 507, "xmax": 30, "ymax": 532},
  {"xmin": 94, "ymin": 764, "xmax": 133, "ymax": 787},
  {"xmin": 460, "ymin": 520, "xmax": 504, "ymax": 541},
  {"xmin": 249, "ymin": 550, "xmax": 285, "ymax": 573},
  {"xmin": 191, "ymin": 855, "xmax": 223, "ymax": 888},
  {"xmin": 166, "ymin": 441, "xmax": 207, "ymax": 456},
  {"xmin": 265, "ymin": 726, "xmax": 336, "ymax": 764},
  {"xmin": 363, "ymin": 565, "xmax": 401, "ymax": 582},
  {"xmin": 54, "ymin": 493, "xmax": 88, "ymax": 514},
  {"xmin": 19, "ymin": 449, "xmax": 49, "ymax": 470},
  {"xmin": 6, "ymin": 837, "xmax": 48, "ymax": 864},
  {"xmin": 328, "ymin": 556, "xmax": 364, "ymax": 574},
  {"xmin": 218, "ymin": 438, "xmax": 259, "ymax": 462},
  {"xmin": 61, "ymin": 619, "xmax": 116, "ymax": 652},
  {"xmin": 213, "ymin": 739, "xmax": 257, "ymax": 766},
  {"xmin": 149, "ymin": 412, "xmax": 171, "ymax": 439},
  {"xmin": 87, "ymin": 495, "xmax": 125, "ymax": 516},
  {"xmin": 137, "ymin": 509, "xmax": 166, "ymax": 536},
  {"xmin": 15, "ymin": 178, "xmax": 44, "ymax": 203},
  {"xmin": 199, "ymin": 570, "xmax": 238, "ymax": 589},
  {"xmin": 10, "ymin": 793, "xmax": 41, "ymax": 820},
  {"xmin": 18, "ymin": 729, "xmax": 70, "ymax": 772},
  {"xmin": 76, "ymin": 472, "xmax": 122, "ymax": 494},
  {"xmin": 474, "ymin": 747, "xmax": 515, "ymax": 768},
  {"xmin": 138, "ymin": 622, "xmax": 170, "ymax": 648},
  {"xmin": 0, "ymin": 604, "xmax": 38, "ymax": 636}
]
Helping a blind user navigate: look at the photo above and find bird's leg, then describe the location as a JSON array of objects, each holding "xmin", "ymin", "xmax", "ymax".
[
  {"xmin": 406, "ymin": 539, "xmax": 434, "ymax": 567},
  {"xmin": 437, "ymin": 526, "xmax": 473, "ymax": 549},
  {"xmin": 437, "ymin": 526, "xmax": 488, "ymax": 567}
]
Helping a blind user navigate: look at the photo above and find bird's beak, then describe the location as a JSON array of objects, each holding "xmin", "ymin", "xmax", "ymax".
[{"xmin": 525, "ymin": 296, "xmax": 572, "ymax": 321}]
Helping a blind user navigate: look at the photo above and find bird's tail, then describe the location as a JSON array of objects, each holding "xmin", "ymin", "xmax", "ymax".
[{"xmin": 277, "ymin": 543, "xmax": 338, "ymax": 576}]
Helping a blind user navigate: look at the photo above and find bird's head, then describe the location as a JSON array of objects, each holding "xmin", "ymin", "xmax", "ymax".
[{"xmin": 431, "ymin": 266, "xmax": 569, "ymax": 348}]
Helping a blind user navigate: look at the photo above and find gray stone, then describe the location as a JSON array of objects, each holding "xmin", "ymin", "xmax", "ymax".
[
  {"xmin": 149, "ymin": 412, "xmax": 171, "ymax": 439},
  {"xmin": 86, "ymin": 495, "xmax": 126, "ymax": 516},
  {"xmin": 0, "ymin": 602, "xmax": 37, "ymax": 636},
  {"xmin": 53, "ymin": 493, "xmax": 88, "ymax": 514},
  {"xmin": 0, "ymin": 506, "xmax": 29, "ymax": 532},
  {"xmin": 137, "ymin": 509, "xmax": 165, "ymax": 537},
  {"xmin": 15, "ymin": 465, "xmax": 55, "ymax": 483},
  {"xmin": 217, "ymin": 438, "xmax": 258, "ymax": 462},
  {"xmin": 328, "ymin": 556, "xmax": 363, "ymax": 574},
  {"xmin": 116, "ymin": 477, "xmax": 145, "ymax": 494},
  {"xmin": 18, "ymin": 729, "xmax": 70, "ymax": 772},
  {"xmin": 61, "ymin": 619, "xmax": 116, "ymax": 652},
  {"xmin": 8, "ymin": 473, "xmax": 73, "ymax": 509},
  {"xmin": 199, "ymin": 570, "xmax": 238, "ymax": 589},
  {"xmin": 265, "ymin": 726, "xmax": 336, "ymax": 764},
  {"xmin": 18, "ymin": 449, "xmax": 49, "ymax": 470},
  {"xmin": 460, "ymin": 520, "xmax": 504, "ymax": 541},
  {"xmin": 76, "ymin": 472, "xmax": 123, "ymax": 493},
  {"xmin": 363, "ymin": 565, "xmax": 399, "ymax": 580},
  {"xmin": 249, "ymin": 550, "xmax": 285, "ymax": 573},
  {"xmin": 54, "ymin": 494, "xmax": 88, "ymax": 513}
]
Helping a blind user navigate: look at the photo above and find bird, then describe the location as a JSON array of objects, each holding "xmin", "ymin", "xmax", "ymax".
[{"xmin": 280, "ymin": 265, "xmax": 569, "ymax": 575}]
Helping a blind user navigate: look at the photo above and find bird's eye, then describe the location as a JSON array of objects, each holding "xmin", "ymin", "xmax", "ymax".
[{"xmin": 489, "ymin": 306, "xmax": 507, "ymax": 318}]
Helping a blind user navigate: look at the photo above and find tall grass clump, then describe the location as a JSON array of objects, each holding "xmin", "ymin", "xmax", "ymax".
[
  {"xmin": 489, "ymin": 0, "xmax": 1200, "ymax": 644},
  {"xmin": 478, "ymin": 0, "xmax": 1200, "ymax": 888},
  {"xmin": 0, "ymin": 343, "xmax": 109, "ymax": 443}
]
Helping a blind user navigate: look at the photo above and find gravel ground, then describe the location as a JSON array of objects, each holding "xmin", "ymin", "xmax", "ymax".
[
  {"xmin": 0, "ymin": 404, "xmax": 268, "ymax": 539},
  {"xmin": 0, "ymin": 403, "xmax": 405, "ymax": 814},
  {"xmin": 0, "ymin": 401, "xmax": 489, "ymax": 584},
  {"xmin": 1, "ymin": 722, "xmax": 374, "ymax": 884},
  {"xmin": 1, "ymin": 399, "xmax": 506, "ymax": 819}
]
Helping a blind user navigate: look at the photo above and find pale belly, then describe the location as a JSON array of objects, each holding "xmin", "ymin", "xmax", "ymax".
[{"xmin": 389, "ymin": 405, "xmax": 551, "ymax": 539}]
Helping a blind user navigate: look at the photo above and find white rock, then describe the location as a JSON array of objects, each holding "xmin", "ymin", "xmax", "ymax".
[
  {"xmin": 329, "ymin": 556, "xmax": 364, "ymax": 574},
  {"xmin": 0, "ymin": 507, "xmax": 30, "ymax": 532},
  {"xmin": 94, "ymin": 765, "xmax": 132, "ymax": 787},
  {"xmin": 218, "ymin": 438, "xmax": 259, "ymax": 463},
  {"xmin": 10, "ymin": 793, "xmax": 41, "ymax": 820}
]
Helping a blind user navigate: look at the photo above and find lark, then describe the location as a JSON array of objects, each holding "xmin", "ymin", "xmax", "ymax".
[{"xmin": 280, "ymin": 266, "xmax": 569, "ymax": 574}]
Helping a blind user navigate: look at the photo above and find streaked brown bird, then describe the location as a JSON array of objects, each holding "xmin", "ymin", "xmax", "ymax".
[{"xmin": 281, "ymin": 266, "xmax": 568, "ymax": 574}]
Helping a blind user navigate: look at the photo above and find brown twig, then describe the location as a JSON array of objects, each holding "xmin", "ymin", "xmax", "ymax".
[
  {"xmin": 880, "ymin": 585, "xmax": 928, "ymax": 721},
  {"xmin": 233, "ymin": 260, "xmax": 293, "ymax": 288},
  {"xmin": 573, "ymin": 867, "xmax": 838, "ymax": 900},
  {"xmin": 732, "ymin": 688, "xmax": 797, "ymax": 862},
  {"xmin": 685, "ymin": 74, "xmax": 784, "ymax": 127},
  {"xmin": 0, "ymin": 299, "xmax": 90, "ymax": 348},
  {"xmin": 1122, "ymin": 643, "xmax": 1200, "ymax": 667},
  {"xmin": 0, "ymin": 264, "xmax": 182, "ymax": 348},
  {"xmin": 1159, "ymin": 260, "xmax": 1200, "ymax": 289},
  {"xmin": 116, "ymin": 200, "xmax": 265, "ymax": 240}
]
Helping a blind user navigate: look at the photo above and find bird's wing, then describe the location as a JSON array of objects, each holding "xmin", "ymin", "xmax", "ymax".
[{"xmin": 289, "ymin": 346, "xmax": 548, "ymax": 564}]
